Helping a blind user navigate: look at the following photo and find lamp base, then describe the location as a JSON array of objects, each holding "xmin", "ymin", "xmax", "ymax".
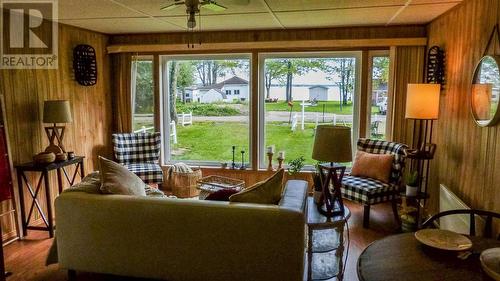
[
  {"xmin": 317, "ymin": 199, "xmax": 344, "ymax": 217},
  {"xmin": 317, "ymin": 163, "xmax": 346, "ymax": 218},
  {"xmin": 44, "ymin": 125, "xmax": 66, "ymax": 153}
]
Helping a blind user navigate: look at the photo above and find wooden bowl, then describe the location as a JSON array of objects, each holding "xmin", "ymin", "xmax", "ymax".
[
  {"xmin": 481, "ymin": 248, "xmax": 500, "ymax": 281},
  {"xmin": 55, "ymin": 153, "xmax": 67, "ymax": 162},
  {"xmin": 33, "ymin": 152, "xmax": 56, "ymax": 164}
]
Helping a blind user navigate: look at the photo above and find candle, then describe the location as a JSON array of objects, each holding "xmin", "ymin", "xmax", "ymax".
[
  {"xmin": 278, "ymin": 151, "xmax": 285, "ymax": 159},
  {"xmin": 267, "ymin": 145, "xmax": 275, "ymax": 154}
]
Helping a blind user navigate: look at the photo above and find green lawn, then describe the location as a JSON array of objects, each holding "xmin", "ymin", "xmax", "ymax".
[
  {"xmin": 172, "ymin": 121, "xmax": 250, "ymax": 162},
  {"xmin": 171, "ymin": 121, "xmax": 349, "ymax": 164},
  {"xmin": 265, "ymin": 101, "xmax": 380, "ymax": 115}
]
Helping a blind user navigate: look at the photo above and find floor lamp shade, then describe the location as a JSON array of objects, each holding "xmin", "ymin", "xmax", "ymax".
[
  {"xmin": 312, "ymin": 125, "xmax": 352, "ymax": 163},
  {"xmin": 43, "ymin": 100, "xmax": 72, "ymax": 124},
  {"xmin": 405, "ymin": 84, "xmax": 441, "ymax": 120}
]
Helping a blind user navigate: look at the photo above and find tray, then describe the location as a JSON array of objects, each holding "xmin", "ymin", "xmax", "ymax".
[{"xmin": 197, "ymin": 175, "xmax": 245, "ymax": 193}]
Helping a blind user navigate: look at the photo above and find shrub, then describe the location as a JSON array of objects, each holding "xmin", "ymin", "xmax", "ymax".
[{"xmin": 176, "ymin": 103, "xmax": 240, "ymax": 116}]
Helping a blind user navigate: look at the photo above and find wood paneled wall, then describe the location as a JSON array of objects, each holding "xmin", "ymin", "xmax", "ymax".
[
  {"xmin": 0, "ymin": 23, "xmax": 113, "ymax": 241},
  {"xmin": 427, "ymin": 0, "xmax": 500, "ymax": 214},
  {"xmin": 390, "ymin": 46, "xmax": 426, "ymax": 145},
  {"xmin": 110, "ymin": 25, "xmax": 427, "ymax": 46}
]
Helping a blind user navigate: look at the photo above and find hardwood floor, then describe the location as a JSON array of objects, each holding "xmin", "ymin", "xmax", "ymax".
[{"xmin": 3, "ymin": 201, "xmax": 399, "ymax": 281}]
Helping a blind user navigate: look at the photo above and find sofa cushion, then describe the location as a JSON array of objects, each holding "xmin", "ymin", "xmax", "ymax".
[
  {"xmin": 341, "ymin": 175, "xmax": 398, "ymax": 205},
  {"xmin": 350, "ymin": 151, "xmax": 394, "ymax": 183},
  {"xmin": 99, "ymin": 156, "xmax": 147, "ymax": 196},
  {"xmin": 229, "ymin": 169, "xmax": 284, "ymax": 204}
]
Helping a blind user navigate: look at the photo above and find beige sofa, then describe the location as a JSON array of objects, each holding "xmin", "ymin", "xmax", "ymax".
[{"xmin": 55, "ymin": 180, "xmax": 308, "ymax": 281}]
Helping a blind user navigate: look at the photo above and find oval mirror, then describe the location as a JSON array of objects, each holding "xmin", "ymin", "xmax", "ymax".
[{"xmin": 471, "ymin": 55, "xmax": 500, "ymax": 127}]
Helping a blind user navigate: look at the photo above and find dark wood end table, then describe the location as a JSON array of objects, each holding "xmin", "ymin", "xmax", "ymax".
[{"xmin": 15, "ymin": 156, "xmax": 85, "ymax": 238}]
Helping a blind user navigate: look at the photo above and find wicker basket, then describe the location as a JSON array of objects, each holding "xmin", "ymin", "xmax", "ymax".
[{"xmin": 169, "ymin": 168, "xmax": 202, "ymax": 198}]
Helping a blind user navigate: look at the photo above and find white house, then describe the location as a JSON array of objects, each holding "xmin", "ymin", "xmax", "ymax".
[
  {"xmin": 199, "ymin": 89, "xmax": 226, "ymax": 103},
  {"xmin": 196, "ymin": 76, "xmax": 249, "ymax": 103},
  {"xmin": 308, "ymin": 85, "xmax": 329, "ymax": 101}
]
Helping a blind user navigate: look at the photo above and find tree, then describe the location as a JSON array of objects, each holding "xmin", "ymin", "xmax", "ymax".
[
  {"xmin": 326, "ymin": 58, "xmax": 356, "ymax": 108},
  {"xmin": 193, "ymin": 60, "xmax": 248, "ymax": 86},
  {"xmin": 371, "ymin": 57, "xmax": 390, "ymax": 91},
  {"xmin": 133, "ymin": 61, "xmax": 154, "ymax": 114},
  {"xmin": 264, "ymin": 60, "xmax": 287, "ymax": 99},
  {"xmin": 264, "ymin": 59, "xmax": 328, "ymax": 102},
  {"xmin": 169, "ymin": 61, "xmax": 179, "ymax": 122},
  {"xmin": 176, "ymin": 62, "xmax": 195, "ymax": 103}
]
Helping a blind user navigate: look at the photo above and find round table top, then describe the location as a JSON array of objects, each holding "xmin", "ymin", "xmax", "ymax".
[{"xmin": 357, "ymin": 232, "xmax": 500, "ymax": 281}]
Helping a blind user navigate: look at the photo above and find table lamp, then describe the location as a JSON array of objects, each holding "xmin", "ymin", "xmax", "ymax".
[
  {"xmin": 43, "ymin": 100, "xmax": 72, "ymax": 154},
  {"xmin": 312, "ymin": 125, "xmax": 352, "ymax": 217}
]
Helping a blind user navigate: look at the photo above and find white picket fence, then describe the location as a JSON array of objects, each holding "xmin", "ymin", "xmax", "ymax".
[
  {"xmin": 170, "ymin": 121, "xmax": 177, "ymax": 144},
  {"xmin": 133, "ymin": 121, "xmax": 177, "ymax": 144},
  {"xmin": 134, "ymin": 126, "xmax": 154, "ymax": 133},
  {"xmin": 177, "ymin": 111, "xmax": 193, "ymax": 127}
]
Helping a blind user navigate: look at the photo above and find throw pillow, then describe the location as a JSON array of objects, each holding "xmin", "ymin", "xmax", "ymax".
[
  {"xmin": 350, "ymin": 151, "xmax": 394, "ymax": 183},
  {"xmin": 64, "ymin": 171, "xmax": 102, "ymax": 194},
  {"xmin": 205, "ymin": 188, "xmax": 240, "ymax": 201},
  {"xmin": 229, "ymin": 169, "xmax": 284, "ymax": 204},
  {"xmin": 99, "ymin": 156, "xmax": 147, "ymax": 196}
]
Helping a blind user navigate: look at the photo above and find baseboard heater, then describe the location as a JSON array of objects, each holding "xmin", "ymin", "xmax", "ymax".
[{"xmin": 439, "ymin": 184, "xmax": 484, "ymax": 235}]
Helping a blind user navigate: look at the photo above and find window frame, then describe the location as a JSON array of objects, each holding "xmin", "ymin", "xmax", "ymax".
[
  {"xmin": 131, "ymin": 55, "xmax": 155, "ymax": 133},
  {"xmin": 366, "ymin": 50, "xmax": 392, "ymax": 140},
  {"xmin": 160, "ymin": 53, "xmax": 253, "ymax": 166},
  {"xmin": 257, "ymin": 51, "xmax": 363, "ymax": 170}
]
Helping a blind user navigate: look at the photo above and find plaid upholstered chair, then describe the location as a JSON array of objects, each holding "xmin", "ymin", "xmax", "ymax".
[
  {"xmin": 341, "ymin": 138, "xmax": 408, "ymax": 228},
  {"xmin": 112, "ymin": 132, "xmax": 164, "ymax": 186}
]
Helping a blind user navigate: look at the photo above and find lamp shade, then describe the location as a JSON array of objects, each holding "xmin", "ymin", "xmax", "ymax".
[
  {"xmin": 43, "ymin": 100, "xmax": 73, "ymax": 123},
  {"xmin": 405, "ymin": 84, "xmax": 441, "ymax": 119},
  {"xmin": 312, "ymin": 125, "xmax": 352, "ymax": 163}
]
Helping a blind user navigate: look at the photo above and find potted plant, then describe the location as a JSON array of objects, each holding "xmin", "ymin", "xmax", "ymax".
[
  {"xmin": 405, "ymin": 170, "xmax": 419, "ymax": 197},
  {"xmin": 287, "ymin": 156, "xmax": 305, "ymax": 179},
  {"xmin": 312, "ymin": 163, "xmax": 325, "ymax": 204}
]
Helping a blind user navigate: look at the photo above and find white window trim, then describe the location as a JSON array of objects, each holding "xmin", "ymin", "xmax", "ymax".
[
  {"xmin": 160, "ymin": 53, "xmax": 252, "ymax": 166},
  {"xmin": 258, "ymin": 51, "xmax": 363, "ymax": 170}
]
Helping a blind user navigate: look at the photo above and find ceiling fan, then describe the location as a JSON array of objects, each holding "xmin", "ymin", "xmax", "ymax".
[{"xmin": 161, "ymin": 0, "xmax": 227, "ymax": 28}]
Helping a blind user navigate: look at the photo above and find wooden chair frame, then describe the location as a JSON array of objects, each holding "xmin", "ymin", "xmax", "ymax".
[{"xmin": 422, "ymin": 209, "xmax": 500, "ymax": 239}]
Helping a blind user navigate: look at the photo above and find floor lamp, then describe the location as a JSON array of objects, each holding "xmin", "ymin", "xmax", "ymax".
[
  {"xmin": 405, "ymin": 83, "xmax": 440, "ymax": 226},
  {"xmin": 312, "ymin": 125, "xmax": 352, "ymax": 217}
]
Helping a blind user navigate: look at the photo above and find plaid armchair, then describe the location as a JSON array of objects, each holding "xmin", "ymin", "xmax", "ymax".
[
  {"xmin": 112, "ymin": 132, "xmax": 164, "ymax": 185},
  {"xmin": 341, "ymin": 138, "xmax": 407, "ymax": 228}
]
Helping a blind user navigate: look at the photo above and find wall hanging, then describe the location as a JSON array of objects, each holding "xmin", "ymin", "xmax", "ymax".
[
  {"xmin": 426, "ymin": 45, "xmax": 445, "ymax": 85},
  {"xmin": 73, "ymin": 44, "xmax": 97, "ymax": 86},
  {"xmin": 470, "ymin": 24, "xmax": 500, "ymax": 127}
]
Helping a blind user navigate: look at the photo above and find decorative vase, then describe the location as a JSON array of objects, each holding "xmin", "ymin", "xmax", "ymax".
[{"xmin": 406, "ymin": 185, "xmax": 418, "ymax": 197}]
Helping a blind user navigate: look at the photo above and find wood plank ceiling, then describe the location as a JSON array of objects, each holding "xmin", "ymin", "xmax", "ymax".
[{"xmin": 55, "ymin": 0, "xmax": 463, "ymax": 34}]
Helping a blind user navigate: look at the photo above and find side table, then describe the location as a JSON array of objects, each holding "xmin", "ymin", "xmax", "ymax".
[
  {"xmin": 306, "ymin": 197, "xmax": 351, "ymax": 281},
  {"xmin": 15, "ymin": 156, "xmax": 85, "ymax": 238}
]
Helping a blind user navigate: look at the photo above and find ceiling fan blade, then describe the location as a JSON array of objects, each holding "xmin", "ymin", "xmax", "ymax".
[
  {"xmin": 201, "ymin": 1, "xmax": 227, "ymax": 12},
  {"xmin": 161, "ymin": 2, "xmax": 185, "ymax": 11}
]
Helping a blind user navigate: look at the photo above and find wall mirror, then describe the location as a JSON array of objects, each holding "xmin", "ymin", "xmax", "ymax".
[{"xmin": 471, "ymin": 55, "xmax": 500, "ymax": 127}]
